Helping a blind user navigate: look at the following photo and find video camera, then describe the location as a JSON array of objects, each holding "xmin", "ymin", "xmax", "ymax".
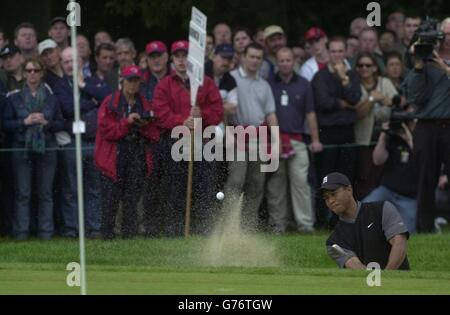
[{"xmin": 413, "ymin": 17, "xmax": 444, "ymax": 61}]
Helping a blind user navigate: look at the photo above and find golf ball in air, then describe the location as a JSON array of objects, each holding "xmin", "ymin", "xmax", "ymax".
[{"xmin": 216, "ymin": 192, "xmax": 225, "ymax": 201}]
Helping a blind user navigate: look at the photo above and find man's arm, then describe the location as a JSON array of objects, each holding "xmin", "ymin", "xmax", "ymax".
[
  {"xmin": 402, "ymin": 52, "xmax": 433, "ymax": 107},
  {"xmin": 373, "ymin": 132, "xmax": 389, "ymax": 166},
  {"xmin": 345, "ymin": 257, "xmax": 367, "ymax": 270},
  {"xmin": 382, "ymin": 201, "xmax": 410, "ymax": 270},
  {"xmin": 386, "ymin": 234, "xmax": 408, "ymax": 270},
  {"xmin": 306, "ymin": 112, "xmax": 323, "ymax": 153},
  {"xmin": 342, "ymin": 72, "xmax": 362, "ymax": 105},
  {"xmin": 327, "ymin": 245, "xmax": 365, "ymax": 269},
  {"xmin": 266, "ymin": 112, "xmax": 278, "ymax": 127}
]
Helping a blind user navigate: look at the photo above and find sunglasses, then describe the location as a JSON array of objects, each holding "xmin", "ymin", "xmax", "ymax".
[
  {"xmin": 357, "ymin": 63, "xmax": 373, "ymax": 69},
  {"xmin": 25, "ymin": 68, "xmax": 43, "ymax": 74}
]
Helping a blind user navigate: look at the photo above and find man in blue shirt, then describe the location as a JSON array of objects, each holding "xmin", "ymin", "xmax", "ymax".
[{"xmin": 267, "ymin": 47, "xmax": 323, "ymax": 234}]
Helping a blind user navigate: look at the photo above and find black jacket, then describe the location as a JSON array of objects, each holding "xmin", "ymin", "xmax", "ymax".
[{"xmin": 312, "ymin": 67, "xmax": 361, "ymax": 127}]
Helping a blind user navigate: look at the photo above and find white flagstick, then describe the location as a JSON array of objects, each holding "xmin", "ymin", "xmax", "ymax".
[{"xmin": 69, "ymin": 0, "xmax": 87, "ymax": 295}]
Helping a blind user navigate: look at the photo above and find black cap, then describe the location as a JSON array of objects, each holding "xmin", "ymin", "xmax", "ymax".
[
  {"xmin": 214, "ymin": 44, "xmax": 235, "ymax": 58},
  {"xmin": 50, "ymin": 17, "xmax": 68, "ymax": 28},
  {"xmin": 320, "ymin": 172, "xmax": 351, "ymax": 192},
  {"xmin": 0, "ymin": 45, "xmax": 20, "ymax": 58}
]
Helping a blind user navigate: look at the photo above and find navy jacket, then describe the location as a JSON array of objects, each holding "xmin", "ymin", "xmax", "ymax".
[
  {"xmin": 84, "ymin": 74, "xmax": 113, "ymax": 104},
  {"xmin": 2, "ymin": 84, "xmax": 64, "ymax": 147},
  {"xmin": 312, "ymin": 67, "xmax": 361, "ymax": 127},
  {"xmin": 53, "ymin": 75, "xmax": 99, "ymax": 137}
]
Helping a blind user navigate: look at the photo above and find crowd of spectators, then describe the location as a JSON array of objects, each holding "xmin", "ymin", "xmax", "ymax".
[{"xmin": 0, "ymin": 12, "xmax": 450, "ymax": 240}]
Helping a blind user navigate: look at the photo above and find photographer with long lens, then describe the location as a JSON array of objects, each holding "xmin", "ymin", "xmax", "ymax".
[
  {"xmin": 365, "ymin": 99, "xmax": 417, "ymax": 234},
  {"xmin": 95, "ymin": 65, "xmax": 160, "ymax": 240},
  {"xmin": 403, "ymin": 18, "xmax": 450, "ymax": 233}
]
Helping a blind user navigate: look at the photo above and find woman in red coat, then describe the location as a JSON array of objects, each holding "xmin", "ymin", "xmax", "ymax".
[{"xmin": 95, "ymin": 65, "xmax": 160, "ymax": 239}]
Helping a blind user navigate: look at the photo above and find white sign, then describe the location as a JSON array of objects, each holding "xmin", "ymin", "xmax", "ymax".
[
  {"xmin": 187, "ymin": 7, "xmax": 207, "ymax": 106},
  {"xmin": 191, "ymin": 7, "xmax": 207, "ymax": 29}
]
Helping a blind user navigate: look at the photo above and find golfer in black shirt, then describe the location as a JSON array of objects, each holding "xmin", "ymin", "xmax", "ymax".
[{"xmin": 322, "ymin": 173, "xmax": 410, "ymax": 270}]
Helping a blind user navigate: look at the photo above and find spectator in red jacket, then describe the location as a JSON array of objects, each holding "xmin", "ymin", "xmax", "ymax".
[
  {"xmin": 153, "ymin": 40, "xmax": 224, "ymax": 237},
  {"xmin": 95, "ymin": 65, "xmax": 160, "ymax": 240}
]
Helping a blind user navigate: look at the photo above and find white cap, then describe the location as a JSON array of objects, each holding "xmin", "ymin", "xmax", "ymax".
[{"xmin": 38, "ymin": 39, "xmax": 58, "ymax": 55}]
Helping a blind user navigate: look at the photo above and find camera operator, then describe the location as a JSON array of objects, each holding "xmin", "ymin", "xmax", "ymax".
[
  {"xmin": 95, "ymin": 65, "xmax": 160, "ymax": 239},
  {"xmin": 363, "ymin": 116, "xmax": 417, "ymax": 234},
  {"xmin": 402, "ymin": 19, "xmax": 450, "ymax": 233}
]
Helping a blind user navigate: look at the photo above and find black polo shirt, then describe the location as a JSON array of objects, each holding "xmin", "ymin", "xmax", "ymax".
[{"xmin": 326, "ymin": 201, "xmax": 410, "ymax": 270}]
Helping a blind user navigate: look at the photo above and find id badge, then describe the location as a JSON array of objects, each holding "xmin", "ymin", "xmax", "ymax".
[
  {"xmin": 401, "ymin": 151, "xmax": 410, "ymax": 163},
  {"xmin": 281, "ymin": 93, "xmax": 289, "ymax": 106}
]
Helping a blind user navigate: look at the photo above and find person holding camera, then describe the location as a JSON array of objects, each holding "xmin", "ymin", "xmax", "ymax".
[
  {"xmin": 95, "ymin": 65, "xmax": 160, "ymax": 240},
  {"xmin": 402, "ymin": 26, "xmax": 450, "ymax": 233},
  {"xmin": 363, "ymin": 118, "xmax": 417, "ymax": 234}
]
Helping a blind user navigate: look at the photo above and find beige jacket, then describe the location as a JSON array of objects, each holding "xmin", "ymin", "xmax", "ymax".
[{"xmin": 354, "ymin": 77, "xmax": 398, "ymax": 145}]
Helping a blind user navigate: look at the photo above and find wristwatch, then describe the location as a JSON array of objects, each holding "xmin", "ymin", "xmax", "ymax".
[{"xmin": 369, "ymin": 96, "xmax": 375, "ymax": 102}]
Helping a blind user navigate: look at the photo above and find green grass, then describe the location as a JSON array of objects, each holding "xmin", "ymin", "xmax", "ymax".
[{"xmin": 1, "ymin": 232, "xmax": 450, "ymax": 295}]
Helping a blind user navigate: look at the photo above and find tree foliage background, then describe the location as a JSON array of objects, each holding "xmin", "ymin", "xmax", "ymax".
[{"xmin": 2, "ymin": 0, "xmax": 450, "ymax": 51}]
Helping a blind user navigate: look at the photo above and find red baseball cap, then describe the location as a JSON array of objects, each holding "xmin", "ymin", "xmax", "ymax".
[
  {"xmin": 146, "ymin": 41, "xmax": 167, "ymax": 55},
  {"xmin": 171, "ymin": 40, "xmax": 189, "ymax": 54},
  {"xmin": 305, "ymin": 27, "xmax": 327, "ymax": 42},
  {"xmin": 120, "ymin": 65, "xmax": 142, "ymax": 80}
]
